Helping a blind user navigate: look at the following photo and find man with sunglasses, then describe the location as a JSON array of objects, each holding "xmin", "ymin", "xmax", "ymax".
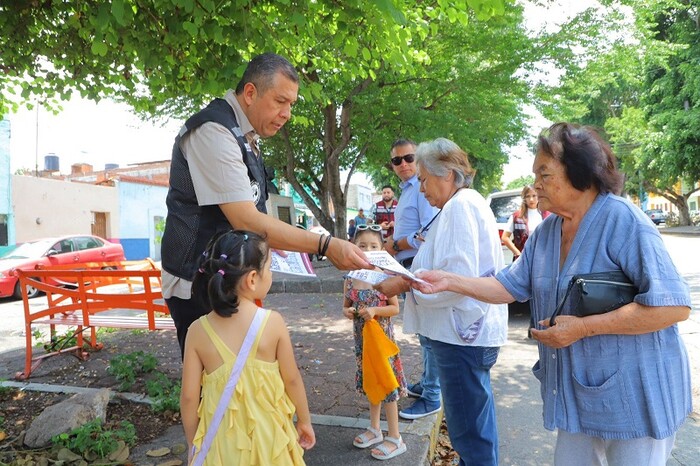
[{"xmin": 386, "ymin": 138, "xmax": 441, "ymax": 420}]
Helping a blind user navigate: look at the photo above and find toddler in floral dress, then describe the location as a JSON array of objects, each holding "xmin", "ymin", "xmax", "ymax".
[{"xmin": 343, "ymin": 224, "xmax": 407, "ymax": 461}]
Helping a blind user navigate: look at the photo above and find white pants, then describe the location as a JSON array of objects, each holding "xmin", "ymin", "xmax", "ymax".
[{"xmin": 554, "ymin": 430, "xmax": 675, "ymax": 466}]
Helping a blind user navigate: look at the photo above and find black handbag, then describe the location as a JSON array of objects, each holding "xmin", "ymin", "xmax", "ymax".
[{"xmin": 549, "ymin": 271, "xmax": 638, "ymax": 326}]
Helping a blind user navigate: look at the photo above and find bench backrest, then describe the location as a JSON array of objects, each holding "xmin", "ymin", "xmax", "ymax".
[{"xmin": 16, "ymin": 259, "xmax": 168, "ymax": 329}]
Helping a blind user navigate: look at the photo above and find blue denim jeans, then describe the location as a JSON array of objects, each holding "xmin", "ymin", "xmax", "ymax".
[
  {"xmin": 417, "ymin": 334, "xmax": 441, "ymax": 403},
  {"xmin": 429, "ymin": 338, "xmax": 500, "ymax": 466}
]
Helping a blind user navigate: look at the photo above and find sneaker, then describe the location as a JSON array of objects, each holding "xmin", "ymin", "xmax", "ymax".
[
  {"xmin": 399, "ymin": 399, "xmax": 441, "ymax": 420},
  {"xmin": 406, "ymin": 383, "xmax": 423, "ymax": 398}
]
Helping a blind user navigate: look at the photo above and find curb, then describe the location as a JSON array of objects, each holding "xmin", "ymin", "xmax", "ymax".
[
  {"xmin": 659, "ymin": 228, "xmax": 700, "ymax": 237},
  {"xmin": 269, "ymin": 275, "xmax": 344, "ymax": 294}
]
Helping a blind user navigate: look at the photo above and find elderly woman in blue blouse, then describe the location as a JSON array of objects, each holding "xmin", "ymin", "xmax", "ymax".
[
  {"xmin": 412, "ymin": 123, "xmax": 692, "ymax": 466},
  {"xmin": 377, "ymin": 137, "xmax": 508, "ymax": 466}
]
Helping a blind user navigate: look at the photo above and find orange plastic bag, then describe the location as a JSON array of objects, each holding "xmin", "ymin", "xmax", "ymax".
[{"xmin": 362, "ymin": 319, "xmax": 400, "ymax": 405}]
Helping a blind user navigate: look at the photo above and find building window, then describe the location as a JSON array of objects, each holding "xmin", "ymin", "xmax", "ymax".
[
  {"xmin": 0, "ymin": 214, "xmax": 7, "ymax": 246},
  {"xmin": 277, "ymin": 206, "xmax": 292, "ymax": 225}
]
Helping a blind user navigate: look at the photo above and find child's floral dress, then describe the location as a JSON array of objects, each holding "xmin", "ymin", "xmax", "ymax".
[{"xmin": 345, "ymin": 280, "xmax": 407, "ymax": 402}]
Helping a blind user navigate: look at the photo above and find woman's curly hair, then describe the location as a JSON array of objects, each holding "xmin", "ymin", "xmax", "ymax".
[{"xmin": 537, "ymin": 122, "xmax": 624, "ymax": 195}]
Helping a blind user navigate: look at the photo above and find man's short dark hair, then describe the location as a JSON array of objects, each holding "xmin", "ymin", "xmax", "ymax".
[
  {"xmin": 389, "ymin": 138, "xmax": 418, "ymax": 154},
  {"xmin": 235, "ymin": 53, "xmax": 298, "ymax": 95},
  {"xmin": 391, "ymin": 138, "xmax": 417, "ymax": 152},
  {"xmin": 381, "ymin": 185, "xmax": 394, "ymax": 192}
]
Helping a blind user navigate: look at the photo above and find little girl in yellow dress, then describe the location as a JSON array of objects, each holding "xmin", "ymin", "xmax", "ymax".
[{"xmin": 180, "ymin": 230, "xmax": 315, "ymax": 465}]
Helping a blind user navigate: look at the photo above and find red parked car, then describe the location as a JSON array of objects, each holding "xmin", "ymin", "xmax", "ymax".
[{"xmin": 0, "ymin": 235, "xmax": 126, "ymax": 299}]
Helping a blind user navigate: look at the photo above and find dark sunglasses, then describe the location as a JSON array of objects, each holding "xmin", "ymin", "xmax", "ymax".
[
  {"xmin": 356, "ymin": 224, "xmax": 382, "ymax": 232},
  {"xmin": 390, "ymin": 154, "xmax": 415, "ymax": 166}
]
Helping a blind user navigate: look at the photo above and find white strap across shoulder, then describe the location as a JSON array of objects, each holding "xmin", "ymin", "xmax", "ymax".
[{"xmin": 192, "ymin": 308, "xmax": 266, "ymax": 466}]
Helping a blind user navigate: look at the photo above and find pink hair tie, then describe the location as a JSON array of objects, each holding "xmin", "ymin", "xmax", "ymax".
[{"xmin": 217, "ymin": 269, "xmax": 225, "ymax": 276}]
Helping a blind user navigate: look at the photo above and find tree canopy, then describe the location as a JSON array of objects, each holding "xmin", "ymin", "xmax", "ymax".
[{"xmin": 1, "ymin": 0, "xmax": 607, "ymax": 234}]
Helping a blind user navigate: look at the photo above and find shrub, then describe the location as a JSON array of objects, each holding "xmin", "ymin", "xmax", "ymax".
[
  {"xmin": 107, "ymin": 351, "xmax": 158, "ymax": 391},
  {"xmin": 52, "ymin": 418, "xmax": 136, "ymax": 459}
]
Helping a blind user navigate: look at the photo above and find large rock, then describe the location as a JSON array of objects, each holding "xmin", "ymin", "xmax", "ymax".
[{"xmin": 24, "ymin": 388, "xmax": 111, "ymax": 448}]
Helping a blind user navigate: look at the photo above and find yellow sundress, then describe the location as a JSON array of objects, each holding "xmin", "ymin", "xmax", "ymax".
[{"xmin": 191, "ymin": 310, "xmax": 305, "ymax": 465}]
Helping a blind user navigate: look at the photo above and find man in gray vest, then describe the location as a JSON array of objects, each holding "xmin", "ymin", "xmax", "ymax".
[{"xmin": 161, "ymin": 53, "xmax": 369, "ymax": 355}]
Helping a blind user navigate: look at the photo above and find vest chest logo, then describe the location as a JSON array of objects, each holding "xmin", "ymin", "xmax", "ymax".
[{"xmin": 251, "ymin": 180, "xmax": 262, "ymax": 204}]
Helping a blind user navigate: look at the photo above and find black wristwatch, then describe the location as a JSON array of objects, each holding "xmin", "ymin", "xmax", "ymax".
[{"xmin": 392, "ymin": 241, "xmax": 400, "ymax": 252}]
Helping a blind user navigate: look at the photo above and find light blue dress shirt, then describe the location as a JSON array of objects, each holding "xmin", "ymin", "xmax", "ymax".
[{"xmin": 392, "ymin": 175, "xmax": 439, "ymax": 263}]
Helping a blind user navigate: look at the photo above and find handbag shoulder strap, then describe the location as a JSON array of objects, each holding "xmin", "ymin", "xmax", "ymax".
[
  {"xmin": 192, "ymin": 307, "xmax": 267, "ymax": 466},
  {"xmin": 548, "ymin": 277, "xmax": 577, "ymax": 327}
]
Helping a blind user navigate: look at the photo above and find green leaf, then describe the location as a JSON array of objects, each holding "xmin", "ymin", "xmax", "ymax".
[
  {"xmin": 111, "ymin": 0, "xmax": 126, "ymax": 26},
  {"xmin": 182, "ymin": 21, "xmax": 198, "ymax": 37},
  {"xmin": 344, "ymin": 40, "xmax": 359, "ymax": 58},
  {"xmin": 374, "ymin": 0, "xmax": 407, "ymax": 25},
  {"xmin": 91, "ymin": 41, "xmax": 108, "ymax": 56}
]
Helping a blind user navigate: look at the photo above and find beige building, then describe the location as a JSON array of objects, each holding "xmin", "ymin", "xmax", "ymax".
[{"xmin": 12, "ymin": 175, "xmax": 120, "ymax": 244}]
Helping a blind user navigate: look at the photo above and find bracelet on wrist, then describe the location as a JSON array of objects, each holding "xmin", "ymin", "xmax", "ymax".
[
  {"xmin": 320, "ymin": 234, "xmax": 332, "ymax": 257},
  {"xmin": 317, "ymin": 234, "xmax": 325, "ymax": 256}
]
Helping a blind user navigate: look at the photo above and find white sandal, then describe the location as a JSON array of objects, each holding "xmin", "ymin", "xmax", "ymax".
[
  {"xmin": 353, "ymin": 426, "xmax": 384, "ymax": 449},
  {"xmin": 371, "ymin": 435, "xmax": 407, "ymax": 460}
]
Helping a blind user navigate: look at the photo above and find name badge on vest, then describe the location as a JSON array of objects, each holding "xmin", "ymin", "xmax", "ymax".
[{"xmin": 251, "ymin": 180, "xmax": 261, "ymax": 204}]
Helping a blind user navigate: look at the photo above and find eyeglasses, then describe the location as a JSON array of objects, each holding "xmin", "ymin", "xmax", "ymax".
[
  {"xmin": 390, "ymin": 154, "xmax": 415, "ymax": 166},
  {"xmin": 356, "ymin": 224, "xmax": 382, "ymax": 232}
]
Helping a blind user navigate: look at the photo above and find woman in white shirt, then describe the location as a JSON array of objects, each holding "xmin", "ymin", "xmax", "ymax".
[
  {"xmin": 501, "ymin": 185, "xmax": 548, "ymax": 260},
  {"xmin": 377, "ymin": 138, "xmax": 507, "ymax": 466}
]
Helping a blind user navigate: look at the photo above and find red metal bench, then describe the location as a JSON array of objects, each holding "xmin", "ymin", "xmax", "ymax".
[{"xmin": 15, "ymin": 260, "xmax": 174, "ymax": 380}]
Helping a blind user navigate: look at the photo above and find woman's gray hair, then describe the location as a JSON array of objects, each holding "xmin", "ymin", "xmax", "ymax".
[{"xmin": 415, "ymin": 138, "xmax": 474, "ymax": 188}]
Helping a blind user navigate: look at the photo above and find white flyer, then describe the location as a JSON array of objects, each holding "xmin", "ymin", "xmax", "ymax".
[
  {"xmin": 270, "ymin": 251, "xmax": 316, "ymax": 277},
  {"xmin": 345, "ymin": 269, "xmax": 394, "ymax": 285},
  {"xmin": 363, "ymin": 250, "xmax": 427, "ymax": 284}
]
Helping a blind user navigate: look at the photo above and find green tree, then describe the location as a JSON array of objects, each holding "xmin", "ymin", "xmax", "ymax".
[
  {"xmin": 633, "ymin": 0, "xmax": 700, "ymax": 225},
  {"xmin": 0, "ymin": 0, "xmax": 509, "ymax": 237},
  {"xmin": 505, "ymin": 175, "xmax": 534, "ymax": 190},
  {"xmin": 3, "ymin": 1, "xmax": 602, "ymax": 235},
  {"xmin": 543, "ymin": 0, "xmax": 700, "ymax": 225}
]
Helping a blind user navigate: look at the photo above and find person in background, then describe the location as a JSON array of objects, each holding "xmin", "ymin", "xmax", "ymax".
[
  {"xmin": 372, "ymin": 185, "xmax": 398, "ymax": 240},
  {"xmin": 161, "ymin": 53, "xmax": 370, "ymax": 356},
  {"xmin": 343, "ymin": 224, "xmax": 407, "ymax": 461},
  {"xmin": 377, "ymin": 138, "xmax": 507, "ymax": 466},
  {"xmin": 181, "ymin": 230, "xmax": 314, "ymax": 465},
  {"xmin": 347, "ymin": 218, "xmax": 357, "ymax": 241},
  {"xmin": 354, "ymin": 208, "xmax": 368, "ymax": 227},
  {"xmin": 384, "ymin": 138, "xmax": 442, "ymax": 421},
  {"xmin": 413, "ymin": 123, "xmax": 691, "ymax": 466},
  {"xmin": 501, "ymin": 185, "xmax": 549, "ymax": 337},
  {"xmin": 501, "ymin": 185, "xmax": 549, "ymax": 260}
]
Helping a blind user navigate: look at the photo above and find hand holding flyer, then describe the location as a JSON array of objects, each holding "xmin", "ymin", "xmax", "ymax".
[{"xmin": 363, "ymin": 251, "xmax": 427, "ymax": 284}]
